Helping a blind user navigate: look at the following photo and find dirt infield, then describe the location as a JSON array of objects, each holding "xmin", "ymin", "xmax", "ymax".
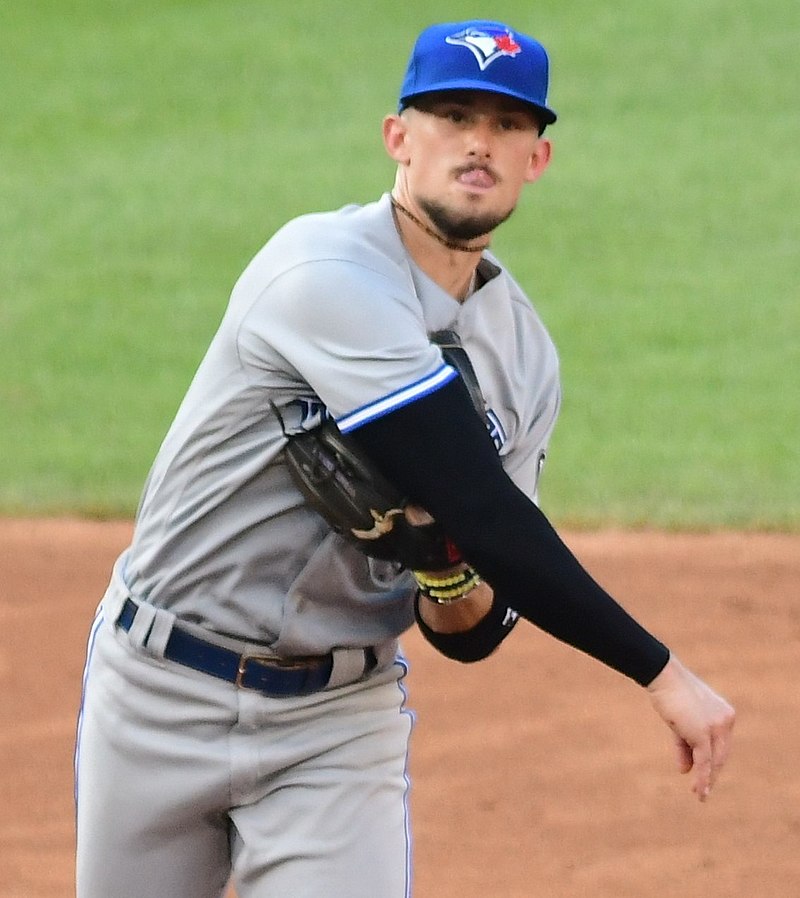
[{"xmin": 1, "ymin": 518, "xmax": 798, "ymax": 897}]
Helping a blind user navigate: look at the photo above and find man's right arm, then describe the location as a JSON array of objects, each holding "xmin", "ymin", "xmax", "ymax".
[{"xmin": 346, "ymin": 375, "xmax": 735, "ymax": 799}]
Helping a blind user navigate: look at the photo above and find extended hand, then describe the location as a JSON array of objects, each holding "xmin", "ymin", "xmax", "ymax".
[{"xmin": 646, "ymin": 655, "xmax": 735, "ymax": 801}]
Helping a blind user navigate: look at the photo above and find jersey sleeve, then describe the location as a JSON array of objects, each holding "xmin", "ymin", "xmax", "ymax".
[{"xmin": 236, "ymin": 258, "xmax": 448, "ymax": 419}]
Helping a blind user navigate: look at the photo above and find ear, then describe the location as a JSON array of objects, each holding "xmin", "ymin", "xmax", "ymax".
[
  {"xmin": 524, "ymin": 137, "xmax": 552, "ymax": 183},
  {"xmin": 382, "ymin": 113, "xmax": 411, "ymax": 165}
]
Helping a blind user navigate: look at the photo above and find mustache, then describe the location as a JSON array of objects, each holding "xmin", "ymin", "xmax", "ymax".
[{"xmin": 452, "ymin": 163, "xmax": 501, "ymax": 183}]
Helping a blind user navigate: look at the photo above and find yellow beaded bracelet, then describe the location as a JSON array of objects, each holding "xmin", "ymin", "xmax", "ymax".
[
  {"xmin": 426, "ymin": 578, "xmax": 482, "ymax": 604},
  {"xmin": 413, "ymin": 566, "xmax": 478, "ymax": 590},
  {"xmin": 414, "ymin": 567, "xmax": 482, "ymax": 605}
]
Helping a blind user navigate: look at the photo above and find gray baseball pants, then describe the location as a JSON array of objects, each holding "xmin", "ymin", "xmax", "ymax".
[{"xmin": 75, "ymin": 603, "xmax": 414, "ymax": 897}]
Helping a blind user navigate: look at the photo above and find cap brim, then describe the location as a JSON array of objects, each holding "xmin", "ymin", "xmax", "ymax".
[{"xmin": 400, "ymin": 81, "xmax": 557, "ymax": 125}]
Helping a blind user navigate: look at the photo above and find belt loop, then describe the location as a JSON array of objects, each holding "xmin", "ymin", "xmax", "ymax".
[
  {"xmin": 126, "ymin": 601, "xmax": 157, "ymax": 650},
  {"xmin": 373, "ymin": 638, "xmax": 400, "ymax": 672},
  {"xmin": 144, "ymin": 607, "xmax": 176, "ymax": 658},
  {"xmin": 327, "ymin": 647, "xmax": 369, "ymax": 689}
]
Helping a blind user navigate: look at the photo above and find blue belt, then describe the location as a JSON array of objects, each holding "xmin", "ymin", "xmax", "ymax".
[{"xmin": 116, "ymin": 597, "xmax": 339, "ymax": 698}]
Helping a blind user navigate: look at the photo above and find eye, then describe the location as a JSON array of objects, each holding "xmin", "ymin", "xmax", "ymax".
[
  {"xmin": 443, "ymin": 107, "xmax": 468, "ymax": 124},
  {"xmin": 498, "ymin": 116, "xmax": 523, "ymax": 131}
]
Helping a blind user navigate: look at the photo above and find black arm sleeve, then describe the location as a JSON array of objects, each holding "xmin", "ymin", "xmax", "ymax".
[{"xmin": 347, "ymin": 377, "xmax": 670, "ymax": 686}]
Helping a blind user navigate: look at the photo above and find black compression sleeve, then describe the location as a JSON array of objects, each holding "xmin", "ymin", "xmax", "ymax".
[{"xmin": 347, "ymin": 377, "xmax": 670, "ymax": 686}]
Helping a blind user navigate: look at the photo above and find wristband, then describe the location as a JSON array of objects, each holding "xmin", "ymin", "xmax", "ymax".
[{"xmin": 414, "ymin": 591, "xmax": 520, "ymax": 662}]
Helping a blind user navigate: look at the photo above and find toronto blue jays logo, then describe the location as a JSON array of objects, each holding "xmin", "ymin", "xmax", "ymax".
[{"xmin": 445, "ymin": 25, "xmax": 522, "ymax": 71}]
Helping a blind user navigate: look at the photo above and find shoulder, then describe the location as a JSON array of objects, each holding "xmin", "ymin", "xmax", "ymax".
[
  {"xmin": 228, "ymin": 195, "xmax": 420, "ymax": 333},
  {"xmin": 254, "ymin": 195, "xmax": 404, "ymax": 282}
]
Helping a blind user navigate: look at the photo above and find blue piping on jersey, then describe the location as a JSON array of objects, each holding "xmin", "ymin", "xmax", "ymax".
[
  {"xmin": 337, "ymin": 363, "xmax": 457, "ymax": 433},
  {"xmin": 394, "ymin": 652, "xmax": 415, "ymax": 898}
]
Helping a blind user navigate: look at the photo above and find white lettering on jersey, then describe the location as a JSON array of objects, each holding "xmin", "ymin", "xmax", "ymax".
[
  {"xmin": 485, "ymin": 409, "xmax": 507, "ymax": 451},
  {"xmin": 282, "ymin": 398, "xmax": 329, "ymax": 435}
]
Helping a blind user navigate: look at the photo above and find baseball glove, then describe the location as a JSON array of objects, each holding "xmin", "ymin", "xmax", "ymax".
[{"xmin": 280, "ymin": 331, "xmax": 484, "ymax": 571}]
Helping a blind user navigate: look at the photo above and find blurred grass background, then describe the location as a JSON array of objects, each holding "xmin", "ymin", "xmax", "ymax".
[{"xmin": 1, "ymin": 0, "xmax": 797, "ymax": 527}]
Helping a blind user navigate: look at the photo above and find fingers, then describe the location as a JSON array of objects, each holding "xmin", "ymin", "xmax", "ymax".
[
  {"xmin": 687, "ymin": 707, "xmax": 736, "ymax": 801},
  {"xmin": 704, "ymin": 711, "xmax": 735, "ymax": 798},
  {"xmin": 673, "ymin": 734, "xmax": 694, "ymax": 775},
  {"xmin": 690, "ymin": 738, "xmax": 713, "ymax": 800},
  {"xmin": 710, "ymin": 713, "xmax": 735, "ymax": 773}
]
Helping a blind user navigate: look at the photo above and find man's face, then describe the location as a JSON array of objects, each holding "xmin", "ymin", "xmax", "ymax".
[{"xmin": 386, "ymin": 90, "xmax": 550, "ymax": 241}]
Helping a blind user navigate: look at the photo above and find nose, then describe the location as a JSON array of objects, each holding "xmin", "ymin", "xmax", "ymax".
[{"xmin": 465, "ymin": 118, "xmax": 493, "ymax": 158}]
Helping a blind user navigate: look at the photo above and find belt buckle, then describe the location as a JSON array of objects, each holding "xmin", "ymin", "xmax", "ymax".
[{"xmin": 234, "ymin": 652, "xmax": 321, "ymax": 689}]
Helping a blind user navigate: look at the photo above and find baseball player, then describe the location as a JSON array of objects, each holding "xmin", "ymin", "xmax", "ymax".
[{"xmin": 74, "ymin": 19, "xmax": 735, "ymax": 898}]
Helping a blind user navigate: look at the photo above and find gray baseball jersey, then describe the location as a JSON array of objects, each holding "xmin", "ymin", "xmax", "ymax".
[
  {"xmin": 122, "ymin": 192, "xmax": 560, "ymax": 655},
  {"xmin": 76, "ymin": 192, "xmax": 561, "ymax": 898}
]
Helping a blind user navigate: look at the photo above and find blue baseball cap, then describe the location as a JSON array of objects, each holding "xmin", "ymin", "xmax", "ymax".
[{"xmin": 398, "ymin": 20, "xmax": 557, "ymax": 128}]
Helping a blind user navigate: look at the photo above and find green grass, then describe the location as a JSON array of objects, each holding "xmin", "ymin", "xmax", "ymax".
[{"xmin": 1, "ymin": 0, "xmax": 797, "ymax": 527}]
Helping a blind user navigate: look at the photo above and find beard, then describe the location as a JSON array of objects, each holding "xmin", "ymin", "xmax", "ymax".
[{"xmin": 418, "ymin": 196, "xmax": 515, "ymax": 242}]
